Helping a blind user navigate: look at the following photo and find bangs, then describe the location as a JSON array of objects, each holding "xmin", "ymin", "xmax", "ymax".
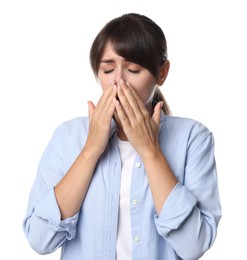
[
  {"xmin": 110, "ymin": 24, "xmax": 148, "ymax": 64},
  {"xmin": 107, "ymin": 20, "xmax": 158, "ymax": 76}
]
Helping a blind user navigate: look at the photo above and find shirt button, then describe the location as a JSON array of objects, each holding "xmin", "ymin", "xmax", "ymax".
[
  {"xmin": 133, "ymin": 236, "xmax": 140, "ymax": 243},
  {"xmin": 132, "ymin": 199, "xmax": 138, "ymax": 205},
  {"xmin": 135, "ymin": 162, "xmax": 141, "ymax": 168}
]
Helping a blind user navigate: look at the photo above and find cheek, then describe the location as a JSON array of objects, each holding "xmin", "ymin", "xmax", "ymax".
[
  {"xmin": 98, "ymin": 73, "xmax": 115, "ymax": 91},
  {"xmin": 98, "ymin": 78, "xmax": 108, "ymax": 91},
  {"xmin": 141, "ymin": 90, "xmax": 156, "ymax": 104},
  {"xmin": 133, "ymin": 84, "xmax": 156, "ymax": 104},
  {"xmin": 132, "ymin": 74, "xmax": 157, "ymax": 103}
]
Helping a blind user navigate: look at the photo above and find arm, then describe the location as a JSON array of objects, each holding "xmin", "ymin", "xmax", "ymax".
[
  {"xmin": 23, "ymin": 124, "xmax": 79, "ymax": 255},
  {"xmin": 54, "ymin": 143, "xmax": 102, "ymax": 219},
  {"xmin": 23, "ymin": 83, "xmax": 117, "ymax": 254},
  {"xmin": 55, "ymin": 84, "xmax": 117, "ymax": 219},
  {"xmin": 116, "ymin": 80, "xmax": 221, "ymax": 259},
  {"xmin": 115, "ymin": 79, "xmax": 177, "ymax": 214},
  {"xmin": 155, "ymin": 129, "xmax": 221, "ymax": 259}
]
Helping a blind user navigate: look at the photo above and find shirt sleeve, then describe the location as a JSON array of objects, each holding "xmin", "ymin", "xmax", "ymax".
[
  {"xmin": 154, "ymin": 123, "xmax": 222, "ymax": 259},
  {"xmin": 23, "ymin": 124, "xmax": 79, "ymax": 255}
]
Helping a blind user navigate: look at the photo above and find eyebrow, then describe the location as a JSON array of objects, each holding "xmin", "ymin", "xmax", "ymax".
[
  {"xmin": 100, "ymin": 59, "xmax": 115, "ymax": 64},
  {"xmin": 99, "ymin": 59, "xmax": 137, "ymax": 66}
]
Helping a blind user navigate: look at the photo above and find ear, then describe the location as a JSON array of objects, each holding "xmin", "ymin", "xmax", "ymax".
[{"xmin": 157, "ymin": 60, "xmax": 170, "ymax": 86}]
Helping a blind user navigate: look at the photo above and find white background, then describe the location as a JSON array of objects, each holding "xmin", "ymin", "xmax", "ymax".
[{"xmin": 0, "ymin": 0, "xmax": 246, "ymax": 259}]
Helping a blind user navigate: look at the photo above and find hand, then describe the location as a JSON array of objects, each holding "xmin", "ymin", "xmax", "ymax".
[
  {"xmin": 115, "ymin": 79, "xmax": 163, "ymax": 159},
  {"xmin": 85, "ymin": 82, "xmax": 117, "ymax": 156}
]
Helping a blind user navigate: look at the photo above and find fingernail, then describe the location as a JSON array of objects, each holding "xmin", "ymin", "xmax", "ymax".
[{"xmin": 119, "ymin": 79, "xmax": 125, "ymax": 85}]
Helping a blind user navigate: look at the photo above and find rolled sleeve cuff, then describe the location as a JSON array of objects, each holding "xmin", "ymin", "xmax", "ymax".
[
  {"xmin": 154, "ymin": 183, "xmax": 197, "ymax": 237},
  {"xmin": 34, "ymin": 188, "xmax": 79, "ymax": 240}
]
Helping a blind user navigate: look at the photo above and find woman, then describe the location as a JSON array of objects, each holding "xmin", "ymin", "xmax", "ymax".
[{"xmin": 23, "ymin": 13, "xmax": 221, "ymax": 259}]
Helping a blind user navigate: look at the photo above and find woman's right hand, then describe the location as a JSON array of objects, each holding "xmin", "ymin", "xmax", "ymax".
[
  {"xmin": 54, "ymin": 83, "xmax": 117, "ymax": 220},
  {"xmin": 85, "ymin": 82, "xmax": 117, "ymax": 157}
]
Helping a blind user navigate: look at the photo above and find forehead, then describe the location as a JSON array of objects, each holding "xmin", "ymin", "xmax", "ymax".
[{"xmin": 101, "ymin": 41, "xmax": 120, "ymax": 59}]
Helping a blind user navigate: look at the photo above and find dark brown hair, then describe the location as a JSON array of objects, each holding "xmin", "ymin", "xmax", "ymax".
[{"xmin": 90, "ymin": 13, "xmax": 171, "ymax": 115}]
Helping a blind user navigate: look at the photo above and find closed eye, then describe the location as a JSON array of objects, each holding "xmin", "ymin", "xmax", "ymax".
[
  {"xmin": 104, "ymin": 70, "xmax": 114, "ymax": 74},
  {"xmin": 128, "ymin": 69, "xmax": 140, "ymax": 74},
  {"xmin": 103, "ymin": 69, "xmax": 140, "ymax": 74}
]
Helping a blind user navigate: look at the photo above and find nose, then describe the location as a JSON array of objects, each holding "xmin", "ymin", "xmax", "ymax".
[{"xmin": 114, "ymin": 67, "xmax": 126, "ymax": 85}]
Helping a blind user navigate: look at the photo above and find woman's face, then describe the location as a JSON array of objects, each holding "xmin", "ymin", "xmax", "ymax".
[{"xmin": 97, "ymin": 41, "xmax": 158, "ymax": 109}]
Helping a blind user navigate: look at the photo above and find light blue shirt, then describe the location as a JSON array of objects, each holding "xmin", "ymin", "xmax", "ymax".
[{"xmin": 23, "ymin": 115, "xmax": 221, "ymax": 260}]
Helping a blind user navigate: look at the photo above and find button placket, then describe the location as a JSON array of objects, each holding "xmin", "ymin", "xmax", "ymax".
[{"xmin": 131, "ymin": 158, "xmax": 142, "ymax": 255}]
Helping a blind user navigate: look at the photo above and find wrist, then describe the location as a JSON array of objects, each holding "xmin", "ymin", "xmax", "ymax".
[
  {"xmin": 139, "ymin": 145, "xmax": 163, "ymax": 162},
  {"xmin": 81, "ymin": 142, "xmax": 102, "ymax": 162}
]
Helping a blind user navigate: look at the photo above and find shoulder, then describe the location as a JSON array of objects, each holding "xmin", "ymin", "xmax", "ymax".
[
  {"xmin": 162, "ymin": 115, "xmax": 211, "ymax": 132},
  {"xmin": 57, "ymin": 116, "xmax": 89, "ymax": 133},
  {"xmin": 160, "ymin": 115, "xmax": 213, "ymax": 143},
  {"xmin": 51, "ymin": 116, "xmax": 89, "ymax": 142}
]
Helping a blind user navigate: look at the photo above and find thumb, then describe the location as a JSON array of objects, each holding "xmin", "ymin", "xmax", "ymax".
[
  {"xmin": 152, "ymin": 101, "xmax": 163, "ymax": 125},
  {"xmin": 87, "ymin": 101, "xmax": 96, "ymax": 120}
]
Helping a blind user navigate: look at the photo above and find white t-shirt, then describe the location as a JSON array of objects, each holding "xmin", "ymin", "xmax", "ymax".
[{"xmin": 116, "ymin": 138, "xmax": 136, "ymax": 259}]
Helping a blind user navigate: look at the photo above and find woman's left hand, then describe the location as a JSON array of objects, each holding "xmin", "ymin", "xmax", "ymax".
[{"xmin": 115, "ymin": 79, "xmax": 163, "ymax": 159}]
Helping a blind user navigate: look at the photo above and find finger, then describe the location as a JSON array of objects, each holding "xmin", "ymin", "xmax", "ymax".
[
  {"xmin": 117, "ymin": 81, "xmax": 136, "ymax": 122},
  {"xmin": 122, "ymin": 81, "xmax": 151, "ymax": 120},
  {"xmin": 87, "ymin": 101, "xmax": 96, "ymax": 121},
  {"xmin": 126, "ymin": 82, "xmax": 148, "ymax": 111},
  {"xmin": 119, "ymin": 80, "xmax": 141, "ymax": 112},
  {"xmin": 97, "ymin": 83, "xmax": 117, "ymax": 112},
  {"xmin": 115, "ymin": 99, "xmax": 131, "ymax": 129},
  {"xmin": 152, "ymin": 101, "xmax": 163, "ymax": 125},
  {"xmin": 105, "ymin": 96, "xmax": 117, "ymax": 121},
  {"xmin": 123, "ymin": 82, "xmax": 154, "ymax": 130}
]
